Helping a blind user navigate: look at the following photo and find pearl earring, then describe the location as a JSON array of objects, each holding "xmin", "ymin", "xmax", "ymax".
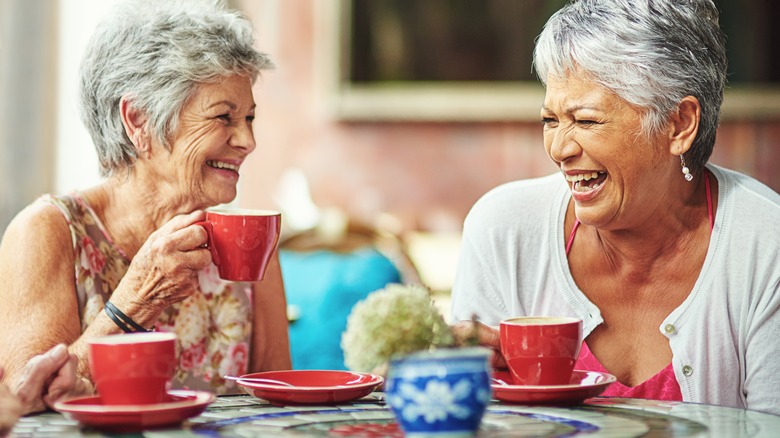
[{"xmin": 680, "ymin": 155, "xmax": 693, "ymax": 182}]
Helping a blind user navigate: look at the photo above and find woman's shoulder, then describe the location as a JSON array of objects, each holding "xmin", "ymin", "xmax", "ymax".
[
  {"xmin": 35, "ymin": 193, "xmax": 87, "ymax": 220},
  {"xmin": 708, "ymin": 166, "xmax": 780, "ymax": 287},
  {"xmin": 5, "ymin": 196, "xmax": 72, "ymax": 240},
  {"xmin": 0, "ymin": 196, "xmax": 74, "ymax": 270},
  {"xmin": 713, "ymin": 165, "xmax": 780, "ymax": 223},
  {"xmin": 715, "ymin": 165, "xmax": 779, "ymax": 202},
  {"xmin": 464, "ymin": 173, "xmax": 565, "ymax": 229}
]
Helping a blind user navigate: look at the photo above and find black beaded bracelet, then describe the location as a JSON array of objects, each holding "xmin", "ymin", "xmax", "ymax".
[{"xmin": 104, "ymin": 301, "xmax": 151, "ymax": 333}]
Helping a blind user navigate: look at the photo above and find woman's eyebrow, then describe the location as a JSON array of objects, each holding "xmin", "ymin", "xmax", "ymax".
[
  {"xmin": 206, "ymin": 101, "xmax": 238, "ymax": 110},
  {"xmin": 206, "ymin": 101, "xmax": 256, "ymax": 111},
  {"xmin": 541, "ymin": 104, "xmax": 600, "ymax": 113}
]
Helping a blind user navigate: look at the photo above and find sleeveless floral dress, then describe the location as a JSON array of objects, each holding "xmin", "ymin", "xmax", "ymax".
[{"xmin": 39, "ymin": 193, "xmax": 253, "ymax": 394}]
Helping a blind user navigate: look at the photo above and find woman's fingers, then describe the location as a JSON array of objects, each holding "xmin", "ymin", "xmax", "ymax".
[
  {"xmin": 119, "ymin": 211, "xmax": 213, "ymax": 310},
  {"xmin": 146, "ymin": 211, "xmax": 211, "ymax": 268},
  {"xmin": 166, "ymin": 225, "xmax": 211, "ymax": 266},
  {"xmin": 489, "ymin": 350, "xmax": 508, "ymax": 370},
  {"xmin": 0, "ymin": 374, "xmax": 22, "ymax": 437},
  {"xmin": 14, "ymin": 344, "xmax": 71, "ymax": 414},
  {"xmin": 156, "ymin": 210, "xmax": 207, "ymax": 235},
  {"xmin": 41, "ymin": 353, "xmax": 79, "ymax": 408},
  {"xmin": 452, "ymin": 320, "xmax": 500, "ymax": 348},
  {"xmin": 452, "ymin": 320, "xmax": 507, "ymax": 369}
]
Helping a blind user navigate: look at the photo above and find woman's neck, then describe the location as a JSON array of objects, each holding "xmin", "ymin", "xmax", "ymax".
[
  {"xmin": 568, "ymin": 170, "xmax": 716, "ymax": 273},
  {"xmin": 80, "ymin": 173, "xmax": 198, "ymax": 259}
]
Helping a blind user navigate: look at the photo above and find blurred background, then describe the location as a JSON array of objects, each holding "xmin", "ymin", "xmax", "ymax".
[{"xmin": 2, "ymin": 0, "xmax": 779, "ymax": 368}]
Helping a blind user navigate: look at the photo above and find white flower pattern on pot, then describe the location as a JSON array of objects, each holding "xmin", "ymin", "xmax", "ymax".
[{"xmin": 394, "ymin": 379, "xmax": 483, "ymax": 424}]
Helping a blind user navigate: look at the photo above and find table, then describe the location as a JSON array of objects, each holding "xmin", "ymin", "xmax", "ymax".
[{"xmin": 10, "ymin": 393, "xmax": 780, "ymax": 437}]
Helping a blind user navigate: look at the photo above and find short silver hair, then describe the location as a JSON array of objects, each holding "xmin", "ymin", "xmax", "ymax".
[
  {"xmin": 79, "ymin": 0, "xmax": 273, "ymax": 176},
  {"xmin": 533, "ymin": 0, "xmax": 727, "ymax": 174}
]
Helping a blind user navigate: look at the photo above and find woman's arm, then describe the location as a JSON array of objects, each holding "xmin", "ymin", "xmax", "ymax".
[
  {"xmin": 0, "ymin": 204, "xmax": 212, "ymax": 412},
  {"xmin": 0, "ymin": 203, "xmax": 145, "ymax": 391},
  {"xmin": 0, "ymin": 204, "xmax": 84, "ymax": 389},
  {"xmin": 743, "ymin": 278, "xmax": 780, "ymax": 415},
  {"xmin": 249, "ymin": 253, "xmax": 291, "ymax": 372}
]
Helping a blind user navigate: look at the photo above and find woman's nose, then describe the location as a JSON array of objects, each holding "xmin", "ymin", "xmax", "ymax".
[
  {"xmin": 547, "ymin": 126, "xmax": 581, "ymax": 163},
  {"xmin": 229, "ymin": 120, "xmax": 257, "ymax": 153}
]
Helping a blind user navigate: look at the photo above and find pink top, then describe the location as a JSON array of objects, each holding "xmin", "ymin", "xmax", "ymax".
[
  {"xmin": 575, "ymin": 341, "xmax": 682, "ymax": 400},
  {"xmin": 565, "ymin": 171, "xmax": 713, "ymax": 400}
]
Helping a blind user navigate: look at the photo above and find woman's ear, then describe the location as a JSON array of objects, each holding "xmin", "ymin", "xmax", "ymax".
[
  {"xmin": 119, "ymin": 95, "xmax": 151, "ymax": 156},
  {"xmin": 668, "ymin": 95, "xmax": 701, "ymax": 156}
]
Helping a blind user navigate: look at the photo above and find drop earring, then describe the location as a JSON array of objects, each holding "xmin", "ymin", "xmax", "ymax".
[{"xmin": 680, "ymin": 155, "xmax": 693, "ymax": 181}]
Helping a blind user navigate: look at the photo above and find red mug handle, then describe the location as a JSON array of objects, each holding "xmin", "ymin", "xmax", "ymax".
[{"xmin": 195, "ymin": 221, "xmax": 220, "ymax": 266}]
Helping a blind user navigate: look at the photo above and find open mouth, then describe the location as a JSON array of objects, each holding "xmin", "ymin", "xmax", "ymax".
[{"xmin": 565, "ymin": 171, "xmax": 607, "ymax": 193}]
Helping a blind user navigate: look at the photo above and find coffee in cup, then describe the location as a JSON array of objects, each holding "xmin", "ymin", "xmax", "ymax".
[
  {"xmin": 198, "ymin": 208, "xmax": 281, "ymax": 282},
  {"xmin": 88, "ymin": 331, "xmax": 178, "ymax": 405},
  {"xmin": 499, "ymin": 316, "xmax": 582, "ymax": 386}
]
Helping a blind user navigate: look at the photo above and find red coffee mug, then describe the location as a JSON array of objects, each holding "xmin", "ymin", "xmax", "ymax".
[
  {"xmin": 499, "ymin": 316, "xmax": 582, "ymax": 386},
  {"xmin": 88, "ymin": 332, "xmax": 177, "ymax": 405},
  {"xmin": 198, "ymin": 208, "xmax": 281, "ymax": 282}
]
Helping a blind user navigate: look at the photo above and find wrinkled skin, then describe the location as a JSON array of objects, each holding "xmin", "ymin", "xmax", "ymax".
[{"xmin": 0, "ymin": 344, "xmax": 91, "ymax": 435}]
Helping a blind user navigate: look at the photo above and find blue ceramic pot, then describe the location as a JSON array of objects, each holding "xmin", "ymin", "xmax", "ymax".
[{"xmin": 385, "ymin": 347, "xmax": 492, "ymax": 437}]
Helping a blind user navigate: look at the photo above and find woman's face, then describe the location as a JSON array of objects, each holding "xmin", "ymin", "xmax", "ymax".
[
  {"xmin": 541, "ymin": 73, "xmax": 674, "ymax": 230},
  {"xmin": 152, "ymin": 74, "xmax": 257, "ymax": 208}
]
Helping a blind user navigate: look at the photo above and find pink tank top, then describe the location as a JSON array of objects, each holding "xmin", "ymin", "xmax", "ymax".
[
  {"xmin": 575, "ymin": 341, "xmax": 682, "ymax": 400},
  {"xmin": 565, "ymin": 172, "xmax": 713, "ymax": 400}
]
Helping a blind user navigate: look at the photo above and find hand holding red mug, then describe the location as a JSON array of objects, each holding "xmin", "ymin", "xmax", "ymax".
[{"xmin": 451, "ymin": 320, "xmax": 506, "ymax": 370}]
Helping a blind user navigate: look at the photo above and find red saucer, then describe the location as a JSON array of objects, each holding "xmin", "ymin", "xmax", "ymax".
[
  {"xmin": 237, "ymin": 370, "xmax": 383, "ymax": 405},
  {"xmin": 53, "ymin": 390, "xmax": 215, "ymax": 432},
  {"xmin": 491, "ymin": 370, "xmax": 616, "ymax": 405}
]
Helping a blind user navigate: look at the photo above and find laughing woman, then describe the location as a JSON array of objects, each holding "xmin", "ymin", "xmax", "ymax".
[
  {"xmin": 0, "ymin": 0, "xmax": 290, "ymax": 414},
  {"xmin": 451, "ymin": 0, "xmax": 780, "ymax": 414}
]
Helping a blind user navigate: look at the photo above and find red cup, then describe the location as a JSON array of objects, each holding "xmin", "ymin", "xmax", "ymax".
[
  {"xmin": 499, "ymin": 316, "xmax": 582, "ymax": 386},
  {"xmin": 198, "ymin": 209, "xmax": 281, "ymax": 282},
  {"xmin": 88, "ymin": 332, "xmax": 177, "ymax": 405}
]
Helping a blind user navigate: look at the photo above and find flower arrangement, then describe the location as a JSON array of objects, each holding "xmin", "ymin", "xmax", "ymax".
[
  {"xmin": 341, "ymin": 283, "xmax": 456, "ymax": 373},
  {"xmin": 342, "ymin": 283, "xmax": 491, "ymax": 436}
]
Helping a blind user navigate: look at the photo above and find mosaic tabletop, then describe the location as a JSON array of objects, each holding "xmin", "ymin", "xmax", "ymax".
[{"xmin": 10, "ymin": 393, "xmax": 780, "ymax": 437}]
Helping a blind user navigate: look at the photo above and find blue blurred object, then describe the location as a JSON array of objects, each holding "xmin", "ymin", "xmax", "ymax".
[
  {"xmin": 385, "ymin": 347, "xmax": 492, "ymax": 436},
  {"xmin": 280, "ymin": 247, "xmax": 402, "ymax": 370}
]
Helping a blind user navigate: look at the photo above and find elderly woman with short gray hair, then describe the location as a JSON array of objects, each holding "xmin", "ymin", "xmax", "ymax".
[
  {"xmin": 451, "ymin": 0, "xmax": 780, "ymax": 414},
  {"xmin": 0, "ymin": 0, "xmax": 290, "ymax": 414}
]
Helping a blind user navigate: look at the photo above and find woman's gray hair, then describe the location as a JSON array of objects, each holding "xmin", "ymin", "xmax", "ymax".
[
  {"xmin": 79, "ymin": 0, "xmax": 273, "ymax": 176},
  {"xmin": 533, "ymin": 0, "xmax": 727, "ymax": 174}
]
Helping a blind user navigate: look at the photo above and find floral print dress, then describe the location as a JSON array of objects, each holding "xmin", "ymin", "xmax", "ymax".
[{"xmin": 39, "ymin": 193, "xmax": 253, "ymax": 394}]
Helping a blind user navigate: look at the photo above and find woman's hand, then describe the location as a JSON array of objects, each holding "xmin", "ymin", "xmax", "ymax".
[
  {"xmin": 115, "ymin": 211, "xmax": 212, "ymax": 314},
  {"xmin": 0, "ymin": 368, "xmax": 22, "ymax": 437},
  {"xmin": 452, "ymin": 320, "xmax": 506, "ymax": 370},
  {"xmin": 12, "ymin": 344, "xmax": 90, "ymax": 415}
]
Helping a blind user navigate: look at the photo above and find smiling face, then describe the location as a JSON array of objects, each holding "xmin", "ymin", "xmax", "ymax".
[
  {"xmin": 541, "ymin": 73, "xmax": 676, "ymax": 230},
  {"xmin": 147, "ymin": 74, "xmax": 257, "ymax": 208}
]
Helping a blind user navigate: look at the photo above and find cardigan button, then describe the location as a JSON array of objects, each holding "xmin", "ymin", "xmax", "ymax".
[{"xmin": 683, "ymin": 365, "xmax": 694, "ymax": 376}]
